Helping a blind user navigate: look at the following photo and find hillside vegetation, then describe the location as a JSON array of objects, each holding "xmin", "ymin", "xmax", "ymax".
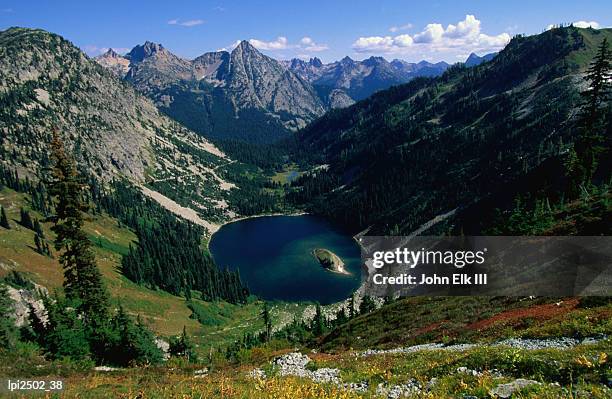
[{"xmin": 292, "ymin": 27, "xmax": 612, "ymax": 235}]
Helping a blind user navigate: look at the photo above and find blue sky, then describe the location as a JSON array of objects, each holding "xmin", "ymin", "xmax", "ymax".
[{"xmin": 1, "ymin": 1, "xmax": 610, "ymax": 63}]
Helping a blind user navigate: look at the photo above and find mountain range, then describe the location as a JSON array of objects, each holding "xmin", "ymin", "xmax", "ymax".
[
  {"xmin": 94, "ymin": 42, "xmax": 490, "ymax": 143},
  {"xmin": 293, "ymin": 26, "xmax": 611, "ymax": 235},
  {"xmin": 283, "ymin": 56, "xmax": 450, "ymax": 103}
]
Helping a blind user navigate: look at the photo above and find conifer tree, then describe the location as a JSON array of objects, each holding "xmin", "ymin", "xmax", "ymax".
[
  {"xmin": 33, "ymin": 219, "xmax": 44, "ymax": 237},
  {"xmin": 19, "ymin": 208, "xmax": 34, "ymax": 230},
  {"xmin": 110, "ymin": 306, "xmax": 162, "ymax": 366},
  {"xmin": 0, "ymin": 206, "xmax": 9, "ymax": 229},
  {"xmin": 313, "ymin": 303, "xmax": 325, "ymax": 336},
  {"xmin": 260, "ymin": 302, "xmax": 272, "ymax": 342},
  {"xmin": 569, "ymin": 38, "xmax": 611, "ymax": 193},
  {"xmin": 22, "ymin": 303, "xmax": 47, "ymax": 347},
  {"xmin": 169, "ymin": 326, "xmax": 197, "ymax": 363},
  {"xmin": 360, "ymin": 295, "xmax": 376, "ymax": 315},
  {"xmin": 47, "ymin": 132, "xmax": 109, "ymax": 320},
  {"xmin": 34, "ymin": 234, "xmax": 42, "ymax": 254},
  {"xmin": 0, "ymin": 283, "xmax": 17, "ymax": 349},
  {"xmin": 41, "ymin": 293, "xmax": 90, "ymax": 360},
  {"xmin": 335, "ymin": 307, "xmax": 348, "ymax": 325}
]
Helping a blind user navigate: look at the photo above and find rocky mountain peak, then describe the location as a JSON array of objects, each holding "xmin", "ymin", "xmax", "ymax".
[
  {"xmin": 390, "ymin": 59, "xmax": 414, "ymax": 71},
  {"xmin": 94, "ymin": 47, "xmax": 131, "ymax": 77},
  {"xmin": 102, "ymin": 48, "xmax": 121, "ymax": 58},
  {"xmin": 464, "ymin": 52, "xmax": 497, "ymax": 67},
  {"xmin": 234, "ymin": 40, "xmax": 258, "ymax": 54},
  {"xmin": 416, "ymin": 60, "xmax": 433, "ymax": 67},
  {"xmin": 362, "ymin": 56, "xmax": 387, "ymax": 66},
  {"xmin": 310, "ymin": 57, "xmax": 323, "ymax": 68},
  {"xmin": 230, "ymin": 40, "xmax": 267, "ymax": 67},
  {"xmin": 289, "ymin": 58, "xmax": 306, "ymax": 69},
  {"xmin": 287, "ymin": 57, "xmax": 323, "ymax": 70},
  {"xmin": 340, "ymin": 56, "xmax": 355, "ymax": 66},
  {"xmin": 127, "ymin": 41, "xmax": 166, "ymax": 63}
]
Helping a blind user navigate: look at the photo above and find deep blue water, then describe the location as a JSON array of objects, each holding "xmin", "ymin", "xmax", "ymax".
[{"xmin": 209, "ymin": 215, "xmax": 361, "ymax": 304}]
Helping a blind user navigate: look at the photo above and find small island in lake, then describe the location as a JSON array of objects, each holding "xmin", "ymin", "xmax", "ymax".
[{"xmin": 312, "ymin": 248, "xmax": 350, "ymax": 275}]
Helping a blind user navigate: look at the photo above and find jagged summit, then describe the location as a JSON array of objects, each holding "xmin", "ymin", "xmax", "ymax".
[
  {"xmin": 464, "ymin": 51, "xmax": 498, "ymax": 67},
  {"xmin": 127, "ymin": 41, "xmax": 166, "ymax": 63},
  {"xmin": 102, "ymin": 48, "xmax": 122, "ymax": 57},
  {"xmin": 114, "ymin": 36, "xmax": 325, "ymax": 141},
  {"xmin": 364, "ymin": 56, "xmax": 386, "ymax": 63},
  {"xmin": 232, "ymin": 40, "xmax": 261, "ymax": 56},
  {"xmin": 95, "ymin": 46, "xmax": 131, "ymax": 77},
  {"xmin": 310, "ymin": 57, "xmax": 323, "ymax": 67},
  {"xmin": 339, "ymin": 56, "xmax": 355, "ymax": 65}
]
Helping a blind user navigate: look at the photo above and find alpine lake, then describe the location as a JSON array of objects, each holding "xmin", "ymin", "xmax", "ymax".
[{"xmin": 209, "ymin": 215, "xmax": 362, "ymax": 304}]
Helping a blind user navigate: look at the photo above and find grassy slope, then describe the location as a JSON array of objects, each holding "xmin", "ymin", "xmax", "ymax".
[
  {"xmin": 318, "ymin": 297, "xmax": 612, "ymax": 352},
  {"xmin": 0, "ymin": 186, "xmax": 272, "ymax": 348},
  {"xmin": 0, "ymin": 187, "xmax": 198, "ymax": 337}
]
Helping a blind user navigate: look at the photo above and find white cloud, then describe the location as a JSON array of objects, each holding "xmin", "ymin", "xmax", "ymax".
[
  {"xmin": 168, "ymin": 18, "xmax": 204, "ymax": 27},
  {"xmin": 353, "ymin": 34, "xmax": 415, "ymax": 52},
  {"xmin": 225, "ymin": 36, "xmax": 329, "ymax": 53},
  {"xmin": 300, "ymin": 37, "xmax": 314, "ymax": 46},
  {"xmin": 444, "ymin": 14, "xmax": 480, "ymax": 39},
  {"xmin": 547, "ymin": 20, "xmax": 602, "ymax": 31},
  {"xmin": 413, "ymin": 23, "xmax": 444, "ymax": 43},
  {"xmin": 476, "ymin": 33, "xmax": 511, "ymax": 48},
  {"xmin": 353, "ymin": 36, "xmax": 395, "ymax": 52},
  {"xmin": 300, "ymin": 36, "xmax": 329, "ymax": 52},
  {"xmin": 573, "ymin": 20, "xmax": 601, "ymax": 29},
  {"xmin": 182, "ymin": 19, "xmax": 204, "ymax": 27},
  {"xmin": 249, "ymin": 36, "xmax": 290, "ymax": 50},
  {"xmin": 352, "ymin": 15, "xmax": 511, "ymax": 60},
  {"xmin": 389, "ymin": 23, "xmax": 413, "ymax": 33},
  {"xmin": 394, "ymin": 34, "xmax": 414, "ymax": 47}
]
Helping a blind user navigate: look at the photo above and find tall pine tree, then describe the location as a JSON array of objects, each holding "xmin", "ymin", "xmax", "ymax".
[
  {"xmin": 569, "ymin": 38, "xmax": 611, "ymax": 194},
  {"xmin": 260, "ymin": 302, "xmax": 272, "ymax": 342},
  {"xmin": 0, "ymin": 206, "xmax": 9, "ymax": 229},
  {"xmin": 47, "ymin": 132, "xmax": 109, "ymax": 320},
  {"xmin": 313, "ymin": 303, "xmax": 325, "ymax": 336},
  {"xmin": 0, "ymin": 283, "xmax": 17, "ymax": 349}
]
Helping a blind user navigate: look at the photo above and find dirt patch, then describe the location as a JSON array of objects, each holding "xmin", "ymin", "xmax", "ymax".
[
  {"xmin": 467, "ymin": 299, "xmax": 579, "ymax": 331},
  {"xmin": 412, "ymin": 320, "xmax": 447, "ymax": 337}
]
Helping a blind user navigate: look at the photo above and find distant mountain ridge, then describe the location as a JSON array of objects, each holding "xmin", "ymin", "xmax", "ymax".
[
  {"xmin": 95, "ymin": 44, "xmax": 464, "ymax": 143},
  {"xmin": 464, "ymin": 51, "xmax": 498, "ymax": 67},
  {"xmin": 96, "ymin": 41, "xmax": 325, "ymax": 143},
  {"xmin": 283, "ymin": 56, "xmax": 450, "ymax": 103}
]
